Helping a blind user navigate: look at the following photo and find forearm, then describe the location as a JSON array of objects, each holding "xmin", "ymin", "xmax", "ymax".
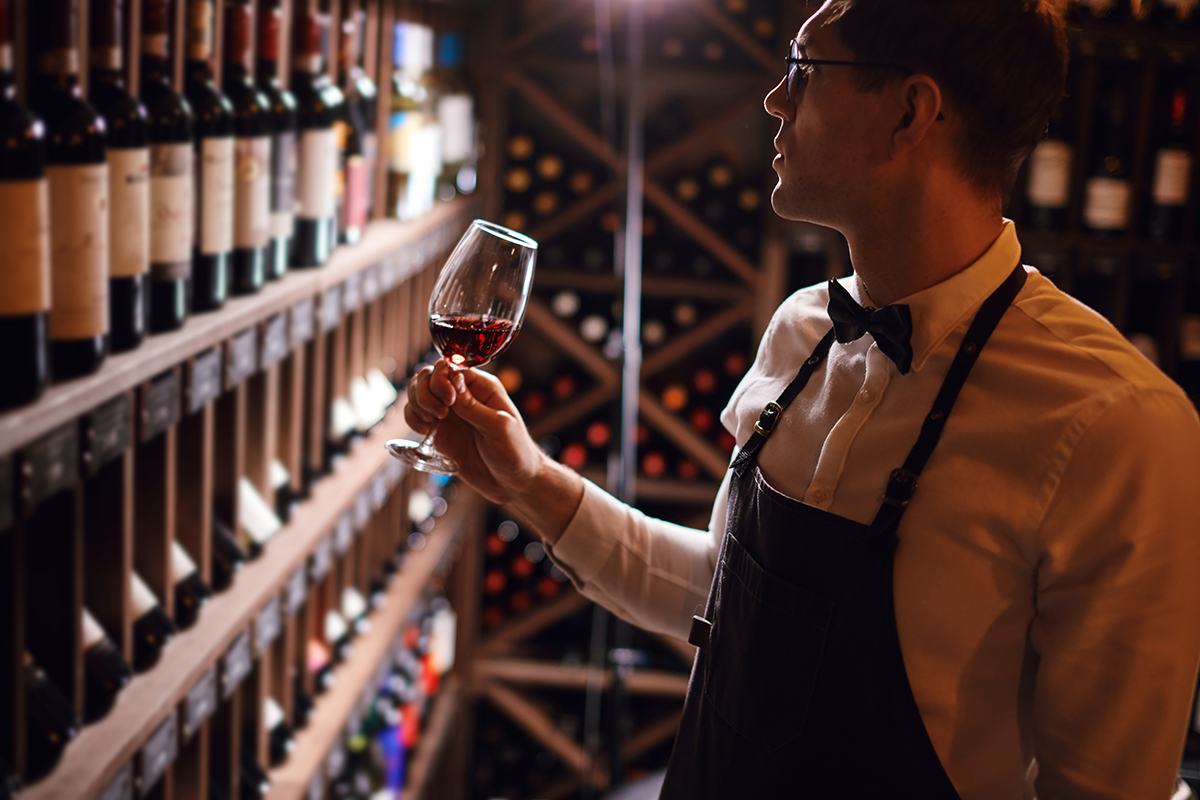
[{"xmin": 502, "ymin": 452, "xmax": 586, "ymax": 546}]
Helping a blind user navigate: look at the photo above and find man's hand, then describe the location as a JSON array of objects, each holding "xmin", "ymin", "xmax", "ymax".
[{"xmin": 404, "ymin": 359, "xmax": 584, "ymax": 544}]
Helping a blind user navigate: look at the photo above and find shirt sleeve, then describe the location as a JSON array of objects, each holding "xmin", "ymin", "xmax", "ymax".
[
  {"xmin": 1030, "ymin": 387, "xmax": 1200, "ymax": 800},
  {"xmin": 545, "ymin": 472, "xmax": 729, "ymax": 642}
]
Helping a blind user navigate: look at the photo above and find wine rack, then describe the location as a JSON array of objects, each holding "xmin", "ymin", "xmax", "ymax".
[{"xmin": 0, "ymin": 0, "xmax": 492, "ymax": 790}]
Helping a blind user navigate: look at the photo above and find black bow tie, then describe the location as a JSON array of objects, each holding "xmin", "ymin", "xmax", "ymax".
[{"xmin": 827, "ymin": 279, "xmax": 914, "ymax": 374}]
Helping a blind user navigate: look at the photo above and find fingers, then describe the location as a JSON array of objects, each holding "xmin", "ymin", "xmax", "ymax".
[
  {"xmin": 404, "ymin": 361, "xmax": 458, "ymax": 430},
  {"xmin": 453, "ymin": 368, "xmax": 521, "ymax": 424}
]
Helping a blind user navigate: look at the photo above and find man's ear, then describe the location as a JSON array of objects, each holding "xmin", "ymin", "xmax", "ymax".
[{"xmin": 891, "ymin": 74, "xmax": 944, "ymax": 160}]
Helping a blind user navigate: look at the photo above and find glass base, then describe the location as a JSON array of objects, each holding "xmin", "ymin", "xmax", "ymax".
[{"xmin": 386, "ymin": 438, "xmax": 459, "ymax": 476}]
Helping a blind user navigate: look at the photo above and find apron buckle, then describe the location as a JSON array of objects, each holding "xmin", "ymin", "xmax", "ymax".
[
  {"xmin": 881, "ymin": 468, "xmax": 920, "ymax": 507},
  {"xmin": 753, "ymin": 402, "xmax": 784, "ymax": 438},
  {"xmin": 688, "ymin": 615, "xmax": 712, "ymax": 649}
]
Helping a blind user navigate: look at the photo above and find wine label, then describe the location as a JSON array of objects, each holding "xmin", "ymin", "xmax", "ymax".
[
  {"xmin": 269, "ymin": 459, "xmax": 290, "ymax": 490},
  {"xmin": 131, "ymin": 573, "xmax": 161, "ymax": 616},
  {"xmin": 198, "ymin": 137, "xmax": 234, "ymax": 255},
  {"xmin": 324, "ymin": 609, "xmax": 348, "ymax": 642},
  {"xmin": 0, "ymin": 178, "xmax": 51, "ymax": 315},
  {"xmin": 387, "ymin": 110, "xmax": 423, "ymax": 173},
  {"xmin": 108, "ymin": 148, "xmax": 151, "ymax": 278},
  {"xmin": 149, "ymin": 143, "xmax": 194, "ymax": 280},
  {"xmin": 1084, "ymin": 177, "xmax": 1131, "ymax": 230},
  {"xmin": 142, "ymin": 35, "xmax": 168, "ymax": 58},
  {"xmin": 438, "ymin": 94, "xmax": 475, "ymax": 164},
  {"xmin": 171, "ymin": 541, "xmax": 198, "ymax": 583},
  {"xmin": 234, "ymin": 136, "xmax": 271, "ymax": 249},
  {"xmin": 238, "ymin": 476, "xmax": 281, "ymax": 545},
  {"xmin": 270, "ymin": 131, "xmax": 296, "ymax": 238},
  {"xmin": 265, "ymin": 697, "xmax": 286, "ymax": 730},
  {"xmin": 139, "ymin": 714, "xmax": 177, "ymax": 797},
  {"xmin": 343, "ymin": 154, "xmax": 368, "ymax": 232},
  {"xmin": 1153, "ymin": 148, "xmax": 1192, "ymax": 207},
  {"xmin": 46, "ymin": 163, "xmax": 109, "ymax": 340},
  {"xmin": 227, "ymin": 327, "xmax": 258, "ymax": 388},
  {"xmin": 255, "ymin": 595, "xmax": 282, "ymax": 655},
  {"xmin": 341, "ymin": 587, "xmax": 367, "ymax": 621},
  {"xmin": 1026, "ymin": 140, "xmax": 1072, "ymax": 209},
  {"xmin": 298, "ymin": 128, "xmax": 337, "ymax": 220},
  {"xmin": 261, "ymin": 313, "xmax": 289, "ymax": 369},
  {"xmin": 330, "ymin": 396, "xmax": 357, "ymax": 439},
  {"xmin": 82, "ymin": 608, "xmax": 107, "ymax": 649},
  {"xmin": 351, "ymin": 375, "xmax": 381, "ymax": 432},
  {"xmin": 221, "ymin": 630, "xmax": 253, "ymax": 699}
]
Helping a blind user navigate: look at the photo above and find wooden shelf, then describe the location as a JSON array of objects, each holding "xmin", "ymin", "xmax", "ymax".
[
  {"xmin": 474, "ymin": 657, "xmax": 688, "ymax": 697},
  {"xmin": 0, "ymin": 199, "xmax": 476, "ymax": 460},
  {"xmin": 20, "ymin": 411, "xmax": 420, "ymax": 800},
  {"xmin": 266, "ymin": 488, "xmax": 483, "ymax": 800}
]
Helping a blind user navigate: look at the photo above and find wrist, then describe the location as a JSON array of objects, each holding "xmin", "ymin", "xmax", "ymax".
[{"xmin": 509, "ymin": 453, "xmax": 584, "ymax": 546}]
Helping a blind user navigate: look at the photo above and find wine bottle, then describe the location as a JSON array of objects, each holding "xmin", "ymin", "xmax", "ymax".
[
  {"xmin": 0, "ymin": 0, "xmax": 51, "ymax": 410},
  {"xmin": 141, "ymin": 0, "xmax": 193, "ymax": 333},
  {"xmin": 256, "ymin": 0, "xmax": 296, "ymax": 281},
  {"xmin": 291, "ymin": 11, "xmax": 343, "ymax": 267},
  {"xmin": 342, "ymin": 586, "xmax": 370, "ymax": 637},
  {"xmin": 1159, "ymin": 0, "xmax": 1199, "ymax": 25},
  {"xmin": 240, "ymin": 747, "xmax": 271, "ymax": 798},
  {"xmin": 338, "ymin": 12, "xmax": 376, "ymax": 243},
  {"xmin": 24, "ymin": 651, "xmax": 81, "ymax": 780},
  {"xmin": 31, "ymin": 0, "xmax": 109, "ymax": 380},
  {"xmin": 1147, "ymin": 75, "xmax": 1193, "ymax": 242},
  {"xmin": 173, "ymin": 539, "xmax": 213, "ymax": 629},
  {"xmin": 386, "ymin": 21, "xmax": 429, "ymax": 221},
  {"xmin": 1179, "ymin": 286, "xmax": 1200, "ymax": 407},
  {"xmin": 265, "ymin": 697, "xmax": 296, "ymax": 767},
  {"xmin": 293, "ymin": 678, "xmax": 314, "ymax": 727},
  {"xmin": 1083, "ymin": 65, "xmax": 1133, "ymax": 236},
  {"xmin": 90, "ymin": 0, "xmax": 149, "ymax": 353},
  {"xmin": 1025, "ymin": 97, "xmax": 1073, "ymax": 231},
  {"xmin": 435, "ymin": 30, "xmax": 475, "ymax": 201},
  {"xmin": 185, "ymin": 0, "xmax": 233, "ymax": 312},
  {"xmin": 325, "ymin": 608, "xmax": 352, "ymax": 663},
  {"xmin": 212, "ymin": 515, "xmax": 248, "ymax": 591},
  {"xmin": 131, "ymin": 571, "xmax": 176, "ymax": 672},
  {"xmin": 307, "ymin": 636, "xmax": 335, "ymax": 694},
  {"xmin": 82, "ymin": 607, "xmax": 133, "ymax": 722},
  {"xmin": 223, "ymin": 1, "xmax": 270, "ymax": 295}
]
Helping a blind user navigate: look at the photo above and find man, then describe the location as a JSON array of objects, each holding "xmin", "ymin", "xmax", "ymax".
[{"xmin": 405, "ymin": 1, "xmax": 1200, "ymax": 796}]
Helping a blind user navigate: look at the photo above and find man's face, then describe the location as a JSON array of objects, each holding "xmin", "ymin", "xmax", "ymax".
[{"xmin": 763, "ymin": 4, "xmax": 889, "ymax": 229}]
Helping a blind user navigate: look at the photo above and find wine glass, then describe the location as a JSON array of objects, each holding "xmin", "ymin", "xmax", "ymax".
[{"xmin": 386, "ymin": 219, "xmax": 537, "ymax": 475}]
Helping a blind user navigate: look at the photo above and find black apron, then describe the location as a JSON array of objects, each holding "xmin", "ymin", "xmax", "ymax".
[{"xmin": 659, "ymin": 265, "xmax": 1027, "ymax": 799}]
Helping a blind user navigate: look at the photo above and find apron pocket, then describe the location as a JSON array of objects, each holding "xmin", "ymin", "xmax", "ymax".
[{"xmin": 704, "ymin": 533, "xmax": 834, "ymax": 753}]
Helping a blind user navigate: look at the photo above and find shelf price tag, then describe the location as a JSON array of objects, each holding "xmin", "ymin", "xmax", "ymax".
[
  {"xmin": 261, "ymin": 313, "xmax": 290, "ymax": 370},
  {"xmin": 227, "ymin": 328, "xmax": 259, "ymax": 389},
  {"xmin": 291, "ymin": 297, "xmax": 316, "ymax": 348},
  {"xmin": 188, "ymin": 349, "xmax": 223, "ymax": 413},
  {"xmin": 354, "ymin": 490, "xmax": 371, "ymax": 531},
  {"xmin": 96, "ymin": 763, "xmax": 133, "ymax": 800},
  {"xmin": 334, "ymin": 512, "xmax": 354, "ymax": 555},
  {"xmin": 321, "ymin": 286, "xmax": 342, "ymax": 334},
  {"xmin": 310, "ymin": 535, "xmax": 333, "ymax": 581},
  {"xmin": 256, "ymin": 595, "xmax": 282, "ymax": 656},
  {"xmin": 371, "ymin": 471, "xmax": 387, "ymax": 510},
  {"xmin": 362, "ymin": 264, "xmax": 380, "ymax": 304},
  {"xmin": 287, "ymin": 564, "xmax": 307, "ymax": 615},
  {"xmin": 343, "ymin": 271, "xmax": 363, "ymax": 313},
  {"xmin": 140, "ymin": 371, "xmax": 180, "ymax": 444},
  {"xmin": 221, "ymin": 630, "xmax": 253, "ymax": 700},
  {"xmin": 183, "ymin": 666, "xmax": 218, "ymax": 741},
  {"xmin": 22, "ymin": 422, "xmax": 78, "ymax": 510},
  {"xmin": 0, "ymin": 455, "xmax": 12, "ymax": 532},
  {"xmin": 138, "ymin": 711, "xmax": 177, "ymax": 795},
  {"xmin": 85, "ymin": 394, "xmax": 131, "ymax": 476}
]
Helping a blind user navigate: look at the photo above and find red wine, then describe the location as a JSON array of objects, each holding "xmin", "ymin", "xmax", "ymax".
[
  {"xmin": 1147, "ymin": 73, "xmax": 1192, "ymax": 242},
  {"xmin": 429, "ymin": 315, "xmax": 520, "ymax": 368},
  {"xmin": 23, "ymin": 651, "xmax": 80, "ymax": 780},
  {"xmin": 0, "ymin": 0, "xmax": 50, "ymax": 409},
  {"xmin": 90, "ymin": 0, "xmax": 149, "ymax": 353},
  {"xmin": 82, "ymin": 607, "xmax": 133, "ymax": 722},
  {"xmin": 223, "ymin": 1, "xmax": 270, "ymax": 295},
  {"xmin": 141, "ymin": 0, "xmax": 193, "ymax": 334},
  {"xmin": 31, "ymin": 0, "xmax": 110, "ymax": 380},
  {"xmin": 256, "ymin": 0, "xmax": 296, "ymax": 281},
  {"xmin": 185, "ymin": 0, "xmax": 233, "ymax": 312},
  {"xmin": 131, "ymin": 571, "xmax": 176, "ymax": 672}
]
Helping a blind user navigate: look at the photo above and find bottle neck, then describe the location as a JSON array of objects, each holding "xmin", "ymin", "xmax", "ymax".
[
  {"xmin": 140, "ymin": 33, "xmax": 171, "ymax": 84},
  {"xmin": 37, "ymin": 48, "xmax": 81, "ymax": 95},
  {"xmin": 89, "ymin": 46, "xmax": 125, "ymax": 86},
  {"xmin": 186, "ymin": 0, "xmax": 214, "ymax": 68}
]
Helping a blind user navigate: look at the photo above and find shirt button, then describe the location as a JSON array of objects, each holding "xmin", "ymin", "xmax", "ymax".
[{"xmin": 811, "ymin": 489, "xmax": 828, "ymax": 504}]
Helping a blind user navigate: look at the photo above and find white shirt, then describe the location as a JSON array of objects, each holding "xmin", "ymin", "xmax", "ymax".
[{"xmin": 548, "ymin": 221, "xmax": 1200, "ymax": 800}]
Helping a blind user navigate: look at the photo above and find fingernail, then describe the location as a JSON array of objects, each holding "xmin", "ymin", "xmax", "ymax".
[{"xmin": 454, "ymin": 373, "xmax": 467, "ymax": 393}]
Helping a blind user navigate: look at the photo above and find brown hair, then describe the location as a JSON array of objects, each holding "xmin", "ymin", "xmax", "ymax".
[{"xmin": 821, "ymin": 0, "xmax": 1069, "ymax": 199}]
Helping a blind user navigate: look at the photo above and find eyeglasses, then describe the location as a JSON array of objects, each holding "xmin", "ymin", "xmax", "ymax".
[{"xmin": 784, "ymin": 38, "xmax": 944, "ymax": 121}]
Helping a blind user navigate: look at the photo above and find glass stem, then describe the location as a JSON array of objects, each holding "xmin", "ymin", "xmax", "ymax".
[{"xmin": 415, "ymin": 420, "xmax": 440, "ymax": 457}]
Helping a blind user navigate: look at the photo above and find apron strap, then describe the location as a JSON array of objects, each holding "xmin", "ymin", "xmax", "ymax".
[
  {"xmin": 871, "ymin": 263, "xmax": 1028, "ymax": 531},
  {"xmin": 731, "ymin": 328, "xmax": 838, "ymax": 478}
]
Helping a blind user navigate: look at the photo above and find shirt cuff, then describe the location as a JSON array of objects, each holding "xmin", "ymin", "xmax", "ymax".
[{"xmin": 544, "ymin": 478, "xmax": 626, "ymax": 590}]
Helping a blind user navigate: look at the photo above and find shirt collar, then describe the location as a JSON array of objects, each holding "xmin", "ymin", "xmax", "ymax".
[{"xmin": 845, "ymin": 220, "xmax": 1022, "ymax": 373}]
